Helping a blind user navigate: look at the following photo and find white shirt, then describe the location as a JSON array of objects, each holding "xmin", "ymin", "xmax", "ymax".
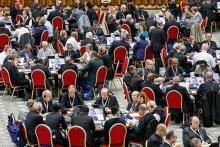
[
  {"xmin": 37, "ymin": 48, "xmax": 54, "ymax": 60},
  {"xmin": 193, "ymin": 51, "xmax": 216, "ymax": 68},
  {"xmin": 65, "ymin": 37, "xmax": 80, "ymax": 51},
  {"xmin": 13, "ymin": 27, "xmax": 30, "ymax": 42},
  {"xmin": 0, "ymin": 51, "xmax": 7, "ymax": 65}
]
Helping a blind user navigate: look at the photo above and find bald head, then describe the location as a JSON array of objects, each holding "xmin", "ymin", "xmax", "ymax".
[
  {"xmin": 147, "ymin": 100, "xmax": 157, "ymax": 112},
  {"xmin": 156, "ymin": 123, "xmax": 167, "ymax": 138},
  {"xmin": 147, "ymin": 73, "xmax": 154, "ymax": 82},
  {"xmin": 173, "ymin": 76, "xmax": 180, "ymax": 84},
  {"xmin": 205, "ymin": 71, "xmax": 213, "ymax": 81},
  {"xmin": 86, "ymin": 32, "xmax": 93, "ymax": 39},
  {"xmin": 191, "ymin": 116, "xmax": 200, "ymax": 129}
]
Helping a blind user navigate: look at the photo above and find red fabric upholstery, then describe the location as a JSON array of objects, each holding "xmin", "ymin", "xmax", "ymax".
[
  {"xmin": 97, "ymin": 8, "xmax": 101, "ymax": 20},
  {"xmin": 62, "ymin": 70, "xmax": 77, "ymax": 89},
  {"xmin": 121, "ymin": 24, "xmax": 131, "ymax": 37},
  {"xmin": 0, "ymin": 76, "xmax": 4, "ymax": 83},
  {"xmin": 163, "ymin": 106, "xmax": 169, "ymax": 114},
  {"xmin": 68, "ymin": 126, "xmax": 86, "ymax": 147},
  {"xmin": 114, "ymin": 46, "xmax": 126, "ymax": 64},
  {"xmin": 201, "ymin": 17, "xmax": 208, "ymax": 31},
  {"xmin": 129, "ymin": 140, "xmax": 144, "ymax": 145},
  {"xmin": 57, "ymin": 39, "xmax": 65, "ymax": 55},
  {"xmin": 41, "ymin": 30, "xmax": 49, "ymax": 42},
  {"xmin": 167, "ymin": 58, "xmax": 172, "ymax": 66},
  {"xmin": 180, "ymin": 34, "xmax": 189, "ymax": 39},
  {"xmin": 1, "ymin": 67, "xmax": 12, "ymax": 87},
  {"xmin": 31, "ymin": 69, "xmax": 47, "ymax": 89},
  {"xmin": 180, "ymin": 1, "xmax": 187, "ymax": 14},
  {"xmin": 165, "ymin": 113, "xmax": 171, "ymax": 127},
  {"xmin": 99, "ymin": 12, "xmax": 105, "ymax": 25},
  {"xmin": 167, "ymin": 26, "xmax": 179, "ymax": 41},
  {"xmin": 166, "ymin": 90, "xmax": 183, "ymax": 109},
  {"xmin": 16, "ymin": 15, "xmax": 22, "ymax": 23},
  {"xmin": 0, "ymin": 34, "xmax": 10, "ymax": 50},
  {"xmin": 79, "ymin": 46, "xmax": 86, "ymax": 56},
  {"xmin": 35, "ymin": 124, "xmax": 53, "ymax": 146},
  {"xmin": 142, "ymin": 87, "xmax": 155, "ymax": 101},
  {"xmin": 95, "ymin": 66, "xmax": 107, "ymax": 85},
  {"xmin": 123, "ymin": 83, "xmax": 131, "ymax": 102},
  {"xmin": 52, "ymin": 16, "xmax": 63, "ymax": 30},
  {"xmin": 161, "ymin": 48, "xmax": 168, "ymax": 67},
  {"xmin": 145, "ymin": 46, "xmax": 154, "ymax": 60},
  {"xmin": 121, "ymin": 57, "xmax": 129, "ymax": 75}
]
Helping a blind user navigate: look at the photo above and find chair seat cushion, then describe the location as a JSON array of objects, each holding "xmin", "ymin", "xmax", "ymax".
[
  {"xmin": 115, "ymin": 73, "xmax": 122, "ymax": 77},
  {"xmin": 129, "ymin": 140, "xmax": 144, "ymax": 145}
]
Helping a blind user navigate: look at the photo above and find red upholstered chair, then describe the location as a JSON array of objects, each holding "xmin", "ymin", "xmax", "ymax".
[
  {"xmin": 164, "ymin": 113, "xmax": 171, "ymax": 127},
  {"xmin": 101, "ymin": 123, "xmax": 127, "ymax": 147},
  {"xmin": 201, "ymin": 17, "xmax": 208, "ymax": 33},
  {"xmin": 52, "ymin": 16, "xmax": 63, "ymax": 31},
  {"xmin": 31, "ymin": 69, "xmax": 47, "ymax": 99},
  {"xmin": 0, "ymin": 34, "xmax": 10, "ymax": 51},
  {"xmin": 104, "ymin": 21, "xmax": 109, "ymax": 34},
  {"xmin": 166, "ymin": 90, "xmax": 187, "ymax": 123},
  {"xmin": 167, "ymin": 58, "xmax": 173, "ymax": 67},
  {"xmin": 57, "ymin": 39, "xmax": 65, "ymax": 55},
  {"xmin": 61, "ymin": 70, "xmax": 77, "ymax": 89},
  {"xmin": 123, "ymin": 83, "xmax": 131, "ymax": 102},
  {"xmin": 35, "ymin": 124, "xmax": 53, "ymax": 147},
  {"xmin": 79, "ymin": 46, "xmax": 86, "ymax": 56},
  {"xmin": 99, "ymin": 11, "xmax": 105, "ymax": 25},
  {"xmin": 16, "ymin": 15, "xmax": 22, "ymax": 23},
  {"xmin": 142, "ymin": 87, "xmax": 155, "ymax": 101},
  {"xmin": 114, "ymin": 57, "xmax": 129, "ymax": 86},
  {"xmin": 21, "ymin": 123, "xmax": 36, "ymax": 147},
  {"xmin": 163, "ymin": 106, "xmax": 169, "ymax": 114},
  {"xmin": 121, "ymin": 24, "xmax": 131, "ymax": 37},
  {"xmin": 68, "ymin": 126, "xmax": 87, "ymax": 147},
  {"xmin": 97, "ymin": 8, "xmax": 101, "ymax": 20},
  {"xmin": 1, "ymin": 67, "xmax": 23, "ymax": 101},
  {"xmin": 167, "ymin": 26, "xmax": 179, "ymax": 42},
  {"xmin": 34, "ymin": 30, "xmax": 49, "ymax": 48},
  {"xmin": 160, "ymin": 47, "xmax": 168, "ymax": 67},
  {"xmin": 180, "ymin": 0, "xmax": 187, "ymax": 14},
  {"xmin": 145, "ymin": 45, "xmax": 154, "ymax": 60},
  {"xmin": 114, "ymin": 46, "xmax": 127, "ymax": 64}
]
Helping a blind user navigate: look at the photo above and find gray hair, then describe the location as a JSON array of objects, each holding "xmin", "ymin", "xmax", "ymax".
[
  {"xmin": 191, "ymin": 138, "xmax": 201, "ymax": 147},
  {"xmin": 201, "ymin": 43, "xmax": 209, "ymax": 51},
  {"xmin": 32, "ymin": 102, "xmax": 43, "ymax": 113}
]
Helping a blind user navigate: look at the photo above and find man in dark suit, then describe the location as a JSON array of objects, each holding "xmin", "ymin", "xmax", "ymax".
[
  {"xmin": 141, "ymin": 73, "xmax": 165, "ymax": 107},
  {"xmin": 10, "ymin": 2, "xmax": 22, "ymax": 24},
  {"xmin": 80, "ymin": 51, "xmax": 104, "ymax": 87},
  {"xmin": 85, "ymin": 2, "xmax": 98, "ymax": 26},
  {"xmin": 130, "ymin": 68, "xmax": 144, "ymax": 91},
  {"xmin": 166, "ymin": 76, "xmax": 194, "ymax": 122},
  {"xmin": 47, "ymin": 7, "xmax": 64, "ymax": 23},
  {"xmin": 143, "ymin": 59, "xmax": 155, "ymax": 79},
  {"xmin": 108, "ymin": 31, "xmax": 131, "ymax": 61},
  {"xmin": 60, "ymin": 85, "xmax": 83, "ymax": 110},
  {"xmin": 86, "ymin": 20, "xmax": 104, "ymax": 38},
  {"xmin": 146, "ymin": 14, "xmax": 157, "ymax": 30},
  {"xmin": 201, "ymin": 33, "xmax": 217, "ymax": 52},
  {"xmin": 81, "ymin": 32, "xmax": 98, "ymax": 51},
  {"xmin": 148, "ymin": 124, "xmax": 167, "ymax": 147},
  {"xmin": 116, "ymin": 4, "xmax": 127, "ymax": 21},
  {"xmin": 102, "ymin": 106, "xmax": 126, "ymax": 144},
  {"xmin": 71, "ymin": 105, "xmax": 95, "ymax": 147},
  {"xmin": 126, "ymin": 91, "xmax": 140, "ymax": 112},
  {"xmin": 25, "ymin": 102, "xmax": 44, "ymax": 144},
  {"xmin": 123, "ymin": 65, "xmax": 136, "ymax": 91},
  {"xmin": 58, "ymin": 56, "xmax": 78, "ymax": 74},
  {"xmin": 160, "ymin": 130, "xmax": 179, "ymax": 147},
  {"xmin": 165, "ymin": 58, "xmax": 184, "ymax": 81},
  {"xmin": 64, "ymin": 43, "xmax": 80, "ymax": 61},
  {"xmin": 2, "ymin": 55, "xmax": 32, "ymax": 100},
  {"xmin": 38, "ymin": 90, "xmax": 54, "ymax": 114},
  {"xmin": 18, "ymin": 44, "xmax": 35, "ymax": 60},
  {"xmin": 94, "ymin": 88, "xmax": 119, "ymax": 112},
  {"xmin": 150, "ymin": 21, "xmax": 166, "ymax": 75},
  {"xmin": 183, "ymin": 116, "xmax": 212, "ymax": 147}
]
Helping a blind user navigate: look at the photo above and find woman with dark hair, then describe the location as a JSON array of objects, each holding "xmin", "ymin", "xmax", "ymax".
[
  {"xmin": 138, "ymin": 92, "xmax": 148, "ymax": 104},
  {"xmin": 135, "ymin": 23, "xmax": 149, "ymax": 39}
]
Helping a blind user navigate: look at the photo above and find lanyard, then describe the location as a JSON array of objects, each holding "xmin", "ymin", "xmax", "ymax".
[
  {"xmin": 190, "ymin": 127, "xmax": 204, "ymax": 141},
  {"xmin": 130, "ymin": 103, "xmax": 138, "ymax": 111},
  {"xmin": 172, "ymin": 67, "xmax": 178, "ymax": 76},
  {"xmin": 43, "ymin": 101, "xmax": 48, "ymax": 113},
  {"xmin": 69, "ymin": 97, "xmax": 74, "ymax": 106},
  {"xmin": 102, "ymin": 97, "xmax": 109, "ymax": 107}
]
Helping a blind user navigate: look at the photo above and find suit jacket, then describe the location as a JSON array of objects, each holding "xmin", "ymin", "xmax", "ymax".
[
  {"xmin": 71, "ymin": 113, "xmax": 95, "ymax": 146},
  {"xmin": 80, "ymin": 38, "xmax": 98, "ymax": 51},
  {"xmin": 152, "ymin": 106, "xmax": 166, "ymax": 123},
  {"xmin": 133, "ymin": 39, "xmax": 149, "ymax": 60},
  {"xmin": 80, "ymin": 58, "xmax": 104, "ymax": 87},
  {"xmin": 148, "ymin": 133, "xmax": 163, "ymax": 147},
  {"xmin": 0, "ymin": 27, "xmax": 12, "ymax": 37},
  {"xmin": 183, "ymin": 126, "xmax": 212, "ymax": 147},
  {"xmin": 2, "ymin": 61, "xmax": 30, "ymax": 89},
  {"xmin": 103, "ymin": 118, "xmax": 126, "ymax": 143},
  {"xmin": 60, "ymin": 92, "xmax": 84, "ymax": 109},
  {"xmin": 86, "ymin": 9, "xmax": 98, "ymax": 25},
  {"xmin": 166, "ymin": 84, "xmax": 193, "ymax": 114},
  {"xmin": 201, "ymin": 40, "xmax": 217, "ymax": 51},
  {"xmin": 31, "ymin": 4, "xmax": 43, "ymax": 19},
  {"xmin": 58, "ymin": 63, "xmax": 78, "ymax": 74},
  {"xmin": 126, "ymin": 102, "xmax": 140, "ymax": 112},
  {"xmin": 146, "ymin": 18, "xmax": 157, "ymax": 29},
  {"xmin": 64, "ymin": 50, "xmax": 79, "ymax": 61},
  {"xmin": 150, "ymin": 27, "xmax": 166, "ymax": 54},
  {"xmin": 33, "ymin": 25, "xmax": 47, "ymax": 45},
  {"xmin": 123, "ymin": 72, "xmax": 134, "ymax": 90},
  {"xmin": 25, "ymin": 111, "xmax": 43, "ymax": 144},
  {"xmin": 45, "ymin": 112, "xmax": 67, "ymax": 130},
  {"xmin": 165, "ymin": 66, "xmax": 184, "ymax": 80},
  {"xmin": 94, "ymin": 95, "xmax": 119, "ymax": 108},
  {"xmin": 159, "ymin": 142, "xmax": 171, "ymax": 147},
  {"xmin": 38, "ymin": 98, "xmax": 54, "ymax": 114},
  {"xmin": 173, "ymin": 52, "xmax": 188, "ymax": 71},
  {"xmin": 130, "ymin": 75, "xmax": 144, "ymax": 91},
  {"xmin": 99, "ymin": 54, "xmax": 114, "ymax": 80},
  {"xmin": 116, "ymin": 11, "xmax": 127, "ymax": 20},
  {"xmin": 10, "ymin": 4, "xmax": 21, "ymax": 23},
  {"xmin": 47, "ymin": 10, "xmax": 64, "ymax": 23}
]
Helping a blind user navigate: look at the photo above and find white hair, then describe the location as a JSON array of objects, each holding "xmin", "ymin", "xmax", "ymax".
[
  {"xmin": 201, "ymin": 43, "xmax": 209, "ymax": 51},
  {"xmin": 32, "ymin": 102, "xmax": 43, "ymax": 112},
  {"xmin": 86, "ymin": 32, "xmax": 93, "ymax": 39}
]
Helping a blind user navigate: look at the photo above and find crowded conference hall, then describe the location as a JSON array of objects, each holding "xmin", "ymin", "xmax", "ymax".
[{"xmin": 1, "ymin": 0, "xmax": 220, "ymax": 146}]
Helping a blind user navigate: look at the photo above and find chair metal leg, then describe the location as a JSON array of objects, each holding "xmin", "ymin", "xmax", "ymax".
[
  {"xmin": 10, "ymin": 88, "xmax": 15, "ymax": 101},
  {"xmin": 183, "ymin": 113, "xmax": 185, "ymax": 124},
  {"xmin": 31, "ymin": 89, "xmax": 34, "ymax": 100},
  {"xmin": 119, "ymin": 78, "xmax": 123, "ymax": 87},
  {"xmin": 3, "ymin": 87, "xmax": 7, "ymax": 99},
  {"xmin": 93, "ymin": 89, "xmax": 96, "ymax": 99}
]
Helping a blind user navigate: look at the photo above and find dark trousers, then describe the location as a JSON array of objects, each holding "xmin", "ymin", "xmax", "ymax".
[{"xmin": 154, "ymin": 53, "xmax": 161, "ymax": 75}]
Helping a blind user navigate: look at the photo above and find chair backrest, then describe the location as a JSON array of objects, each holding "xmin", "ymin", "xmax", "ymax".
[
  {"xmin": 62, "ymin": 70, "xmax": 77, "ymax": 89},
  {"xmin": 95, "ymin": 66, "xmax": 107, "ymax": 86},
  {"xmin": 114, "ymin": 46, "xmax": 127, "ymax": 64},
  {"xmin": 99, "ymin": 11, "xmax": 105, "ymax": 25},
  {"xmin": 167, "ymin": 58, "xmax": 173, "ymax": 67},
  {"xmin": 57, "ymin": 39, "xmax": 65, "ymax": 55},
  {"xmin": 145, "ymin": 45, "xmax": 154, "ymax": 60},
  {"xmin": 163, "ymin": 106, "xmax": 169, "ymax": 114},
  {"xmin": 108, "ymin": 123, "xmax": 127, "ymax": 146},
  {"xmin": 1, "ymin": 67, "xmax": 13, "ymax": 87},
  {"xmin": 166, "ymin": 90, "xmax": 183, "ymax": 110},
  {"xmin": 164, "ymin": 113, "xmax": 171, "ymax": 127},
  {"xmin": 0, "ymin": 34, "xmax": 10, "ymax": 50},
  {"xmin": 41, "ymin": 30, "xmax": 49, "ymax": 43},
  {"xmin": 201, "ymin": 17, "xmax": 208, "ymax": 32},
  {"xmin": 142, "ymin": 87, "xmax": 155, "ymax": 101},
  {"xmin": 123, "ymin": 83, "xmax": 131, "ymax": 102},
  {"xmin": 16, "ymin": 15, "xmax": 22, "ymax": 23},
  {"xmin": 121, "ymin": 24, "xmax": 131, "ymax": 37},
  {"xmin": 121, "ymin": 57, "xmax": 129, "ymax": 75},
  {"xmin": 68, "ymin": 126, "xmax": 86, "ymax": 147},
  {"xmin": 167, "ymin": 26, "xmax": 179, "ymax": 41},
  {"xmin": 35, "ymin": 124, "xmax": 53, "ymax": 146},
  {"xmin": 104, "ymin": 21, "xmax": 109, "ymax": 34},
  {"xmin": 160, "ymin": 47, "xmax": 168, "ymax": 67},
  {"xmin": 21, "ymin": 123, "xmax": 33, "ymax": 145},
  {"xmin": 79, "ymin": 46, "xmax": 86, "ymax": 56},
  {"xmin": 97, "ymin": 8, "xmax": 101, "ymax": 20},
  {"xmin": 52, "ymin": 16, "xmax": 63, "ymax": 31},
  {"xmin": 31, "ymin": 69, "xmax": 47, "ymax": 90},
  {"xmin": 180, "ymin": 1, "xmax": 187, "ymax": 14}
]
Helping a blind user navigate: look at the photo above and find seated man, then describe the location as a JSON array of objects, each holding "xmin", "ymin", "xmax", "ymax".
[
  {"xmin": 143, "ymin": 59, "xmax": 155, "ymax": 79},
  {"xmin": 58, "ymin": 56, "xmax": 78, "ymax": 75},
  {"xmin": 81, "ymin": 32, "xmax": 98, "ymax": 51},
  {"xmin": 2, "ymin": 55, "xmax": 32, "ymax": 100},
  {"xmin": 160, "ymin": 130, "xmax": 180, "ymax": 147},
  {"xmin": 123, "ymin": 65, "xmax": 136, "ymax": 91},
  {"xmin": 38, "ymin": 90, "xmax": 54, "ymax": 114},
  {"xmin": 194, "ymin": 60, "xmax": 212, "ymax": 77},
  {"xmin": 126, "ymin": 91, "xmax": 140, "ymax": 113},
  {"xmin": 60, "ymin": 85, "xmax": 84, "ymax": 110},
  {"xmin": 85, "ymin": 20, "xmax": 104, "ymax": 41},
  {"xmin": 127, "ymin": 104, "xmax": 156, "ymax": 141},
  {"xmin": 37, "ymin": 41, "xmax": 54, "ymax": 63},
  {"xmin": 147, "ymin": 123, "xmax": 167, "ymax": 147},
  {"xmin": 165, "ymin": 58, "xmax": 184, "ymax": 81},
  {"xmin": 71, "ymin": 105, "xmax": 95, "ymax": 147},
  {"xmin": 64, "ymin": 43, "xmax": 80, "ymax": 61},
  {"xmin": 130, "ymin": 68, "xmax": 144, "ymax": 92},
  {"xmin": 183, "ymin": 116, "xmax": 212, "ymax": 147},
  {"xmin": 201, "ymin": 33, "xmax": 217, "ymax": 53},
  {"xmin": 94, "ymin": 88, "xmax": 119, "ymax": 111},
  {"xmin": 19, "ymin": 44, "xmax": 34, "ymax": 61},
  {"xmin": 166, "ymin": 76, "xmax": 194, "ymax": 123}
]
